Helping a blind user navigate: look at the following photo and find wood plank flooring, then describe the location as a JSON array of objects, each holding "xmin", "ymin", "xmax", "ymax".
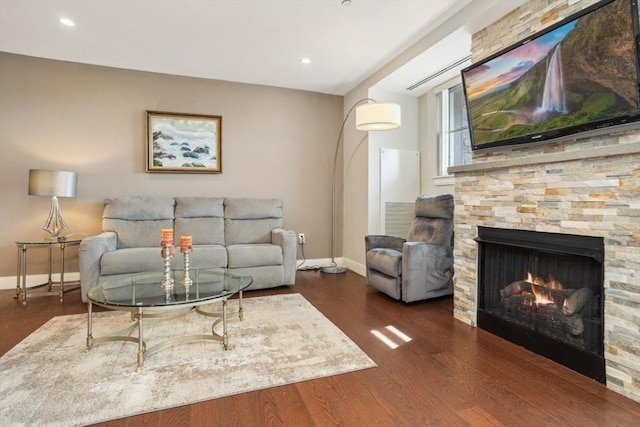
[{"xmin": 2, "ymin": 271, "xmax": 639, "ymax": 426}]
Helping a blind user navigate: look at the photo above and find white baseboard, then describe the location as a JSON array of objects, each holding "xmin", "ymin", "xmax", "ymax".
[
  {"xmin": 344, "ymin": 259, "xmax": 365, "ymax": 277},
  {"xmin": 296, "ymin": 257, "xmax": 334, "ymax": 271},
  {"xmin": 0, "ymin": 272, "xmax": 81, "ymax": 291},
  {"xmin": 296, "ymin": 257, "xmax": 365, "ymax": 277}
]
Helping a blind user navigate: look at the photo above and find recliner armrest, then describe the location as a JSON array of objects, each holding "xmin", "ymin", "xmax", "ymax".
[
  {"xmin": 403, "ymin": 242, "xmax": 453, "ymax": 269},
  {"xmin": 79, "ymin": 231, "xmax": 117, "ymax": 302},
  {"xmin": 365, "ymin": 235, "xmax": 406, "ymax": 252},
  {"xmin": 403, "ymin": 242, "xmax": 453, "ymax": 284},
  {"xmin": 272, "ymin": 228, "xmax": 296, "ymax": 285}
]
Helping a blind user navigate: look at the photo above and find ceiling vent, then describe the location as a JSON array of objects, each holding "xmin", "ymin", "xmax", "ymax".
[{"xmin": 406, "ymin": 54, "xmax": 472, "ymax": 91}]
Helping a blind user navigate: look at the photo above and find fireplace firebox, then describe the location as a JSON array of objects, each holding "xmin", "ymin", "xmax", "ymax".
[{"xmin": 476, "ymin": 227, "xmax": 605, "ymax": 383}]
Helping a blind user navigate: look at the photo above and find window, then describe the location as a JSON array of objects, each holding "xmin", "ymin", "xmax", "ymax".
[{"xmin": 436, "ymin": 80, "xmax": 471, "ymax": 175}]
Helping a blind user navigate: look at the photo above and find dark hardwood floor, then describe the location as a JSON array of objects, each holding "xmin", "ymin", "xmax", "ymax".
[{"xmin": 2, "ymin": 271, "xmax": 639, "ymax": 426}]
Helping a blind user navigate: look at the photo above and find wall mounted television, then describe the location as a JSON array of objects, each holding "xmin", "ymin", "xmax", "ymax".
[{"xmin": 461, "ymin": 0, "xmax": 640, "ymax": 151}]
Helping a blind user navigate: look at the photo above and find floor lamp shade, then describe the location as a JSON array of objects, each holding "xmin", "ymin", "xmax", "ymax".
[
  {"xmin": 28, "ymin": 169, "xmax": 78, "ymax": 238},
  {"xmin": 355, "ymin": 103, "xmax": 401, "ymax": 131}
]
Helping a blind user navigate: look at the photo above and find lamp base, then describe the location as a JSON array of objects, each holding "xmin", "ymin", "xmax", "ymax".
[
  {"xmin": 321, "ymin": 265, "xmax": 348, "ymax": 274},
  {"xmin": 42, "ymin": 196, "xmax": 68, "ymax": 239}
]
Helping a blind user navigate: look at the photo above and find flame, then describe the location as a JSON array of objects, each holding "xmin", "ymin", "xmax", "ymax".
[
  {"xmin": 526, "ymin": 272, "xmax": 545, "ymax": 288},
  {"xmin": 525, "ymin": 272, "xmax": 563, "ymax": 306},
  {"xmin": 547, "ymin": 275, "xmax": 563, "ymax": 290}
]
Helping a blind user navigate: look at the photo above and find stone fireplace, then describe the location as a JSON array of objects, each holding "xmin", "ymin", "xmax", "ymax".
[
  {"xmin": 450, "ymin": 134, "xmax": 639, "ymax": 402},
  {"xmin": 448, "ymin": 0, "xmax": 639, "ymax": 403}
]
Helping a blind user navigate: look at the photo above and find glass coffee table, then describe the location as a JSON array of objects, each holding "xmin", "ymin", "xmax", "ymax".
[{"xmin": 84, "ymin": 268, "xmax": 252, "ymax": 370}]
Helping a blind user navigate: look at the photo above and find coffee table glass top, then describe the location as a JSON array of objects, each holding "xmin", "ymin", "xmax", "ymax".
[{"xmin": 87, "ymin": 269, "xmax": 252, "ymax": 308}]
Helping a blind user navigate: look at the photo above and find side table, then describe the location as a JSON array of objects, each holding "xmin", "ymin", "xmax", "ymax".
[{"xmin": 15, "ymin": 239, "xmax": 82, "ymax": 305}]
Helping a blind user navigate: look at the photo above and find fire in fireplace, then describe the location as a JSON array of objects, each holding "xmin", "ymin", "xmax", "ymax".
[
  {"xmin": 499, "ymin": 272, "xmax": 598, "ymax": 346},
  {"xmin": 476, "ymin": 227, "xmax": 605, "ymax": 383}
]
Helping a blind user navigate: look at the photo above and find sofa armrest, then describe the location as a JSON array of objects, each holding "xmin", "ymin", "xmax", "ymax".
[
  {"xmin": 79, "ymin": 231, "xmax": 117, "ymax": 302},
  {"xmin": 365, "ymin": 235, "xmax": 406, "ymax": 252},
  {"xmin": 272, "ymin": 228, "xmax": 296, "ymax": 285}
]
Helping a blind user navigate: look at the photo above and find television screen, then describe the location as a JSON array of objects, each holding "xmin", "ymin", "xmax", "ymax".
[{"xmin": 461, "ymin": 0, "xmax": 640, "ymax": 151}]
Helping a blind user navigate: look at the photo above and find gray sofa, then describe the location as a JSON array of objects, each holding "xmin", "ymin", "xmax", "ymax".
[{"xmin": 79, "ymin": 196, "xmax": 296, "ymax": 302}]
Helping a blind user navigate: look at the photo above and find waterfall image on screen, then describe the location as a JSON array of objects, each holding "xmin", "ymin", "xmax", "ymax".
[
  {"xmin": 462, "ymin": 0, "xmax": 640, "ymax": 148},
  {"xmin": 537, "ymin": 45, "xmax": 567, "ymax": 115}
]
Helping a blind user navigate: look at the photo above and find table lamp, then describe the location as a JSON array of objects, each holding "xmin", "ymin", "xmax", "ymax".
[{"xmin": 28, "ymin": 169, "xmax": 78, "ymax": 239}]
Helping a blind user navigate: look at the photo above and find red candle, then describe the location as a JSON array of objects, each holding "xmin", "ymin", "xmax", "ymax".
[
  {"xmin": 161, "ymin": 228, "xmax": 174, "ymax": 245},
  {"xmin": 180, "ymin": 235, "xmax": 192, "ymax": 252}
]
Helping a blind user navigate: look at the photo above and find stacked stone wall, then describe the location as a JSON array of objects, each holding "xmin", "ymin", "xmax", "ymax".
[{"xmin": 452, "ymin": 0, "xmax": 640, "ymax": 402}]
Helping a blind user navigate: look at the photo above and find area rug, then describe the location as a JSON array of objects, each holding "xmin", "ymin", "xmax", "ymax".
[{"xmin": 0, "ymin": 293, "xmax": 376, "ymax": 426}]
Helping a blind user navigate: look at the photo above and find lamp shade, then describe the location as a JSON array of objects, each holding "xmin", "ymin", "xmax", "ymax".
[
  {"xmin": 355, "ymin": 102, "xmax": 401, "ymax": 131},
  {"xmin": 28, "ymin": 169, "xmax": 77, "ymax": 198}
]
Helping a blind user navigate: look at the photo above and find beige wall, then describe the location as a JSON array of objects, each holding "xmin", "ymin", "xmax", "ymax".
[{"xmin": 0, "ymin": 53, "xmax": 342, "ymax": 278}]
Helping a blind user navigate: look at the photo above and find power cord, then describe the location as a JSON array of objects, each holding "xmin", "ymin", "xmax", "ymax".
[{"xmin": 296, "ymin": 241, "xmax": 325, "ymax": 271}]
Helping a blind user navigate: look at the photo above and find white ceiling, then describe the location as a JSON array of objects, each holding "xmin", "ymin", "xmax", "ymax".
[{"xmin": 0, "ymin": 0, "xmax": 525, "ymax": 96}]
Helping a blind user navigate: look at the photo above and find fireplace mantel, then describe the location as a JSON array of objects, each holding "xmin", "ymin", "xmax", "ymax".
[{"xmin": 449, "ymin": 141, "xmax": 640, "ymax": 174}]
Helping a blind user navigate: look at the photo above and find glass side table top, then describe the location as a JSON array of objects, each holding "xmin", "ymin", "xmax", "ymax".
[
  {"xmin": 87, "ymin": 268, "xmax": 253, "ymax": 308},
  {"xmin": 15, "ymin": 238, "xmax": 82, "ymax": 247}
]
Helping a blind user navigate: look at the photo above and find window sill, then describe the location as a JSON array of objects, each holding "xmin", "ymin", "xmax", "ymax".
[{"xmin": 433, "ymin": 175, "xmax": 455, "ymax": 186}]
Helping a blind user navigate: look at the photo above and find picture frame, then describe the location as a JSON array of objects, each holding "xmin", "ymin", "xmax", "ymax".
[{"xmin": 146, "ymin": 111, "xmax": 222, "ymax": 173}]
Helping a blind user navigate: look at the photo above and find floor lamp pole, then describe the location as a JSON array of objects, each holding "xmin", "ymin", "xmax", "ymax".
[{"xmin": 321, "ymin": 98, "xmax": 375, "ymax": 274}]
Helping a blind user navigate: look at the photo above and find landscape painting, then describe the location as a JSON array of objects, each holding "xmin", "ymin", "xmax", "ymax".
[
  {"xmin": 462, "ymin": 0, "xmax": 639, "ymax": 147},
  {"xmin": 146, "ymin": 111, "xmax": 222, "ymax": 173}
]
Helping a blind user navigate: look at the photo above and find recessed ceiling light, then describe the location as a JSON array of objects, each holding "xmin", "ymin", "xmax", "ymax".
[
  {"xmin": 60, "ymin": 17, "xmax": 75, "ymax": 27},
  {"xmin": 300, "ymin": 57, "xmax": 311, "ymax": 65}
]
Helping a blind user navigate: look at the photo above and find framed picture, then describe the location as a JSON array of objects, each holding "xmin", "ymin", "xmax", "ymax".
[{"xmin": 146, "ymin": 111, "xmax": 222, "ymax": 173}]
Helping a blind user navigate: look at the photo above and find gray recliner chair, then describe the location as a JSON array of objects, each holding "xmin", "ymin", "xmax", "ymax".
[{"xmin": 365, "ymin": 194, "xmax": 454, "ymax": 302}]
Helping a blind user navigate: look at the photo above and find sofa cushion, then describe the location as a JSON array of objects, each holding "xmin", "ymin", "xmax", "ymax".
[
  {"xmin": 103, "ymin": 196, "xmax": 175, "ymax": 220},
  {"xmin": 175, "ymin": 218, "xmax": 225, "ymax": 245},
  {"xmin": 224, "ymin": 198, "xmax": 284, "ymax": 245},
  {"xmin": 171, "ymin": 245, "xmax": 227, "ymax": 269},
  {"xmin": 175, "ymin": 197, "xmax": 224, "ymax": 218},
  {"xmin": 103, "ymin": 197, "xmax": 175, "ymax": 249},
  {"xmin": 100, "ymin": 247, "xmax": 163, "ymax": 275},
  {"xmin": 225, "ymin": 218, "xmax": 282, "ymax": 245},
  {"xmin": 173, "ymin": 197, "xmax": 225, "ymax": 245},
  {"xmin": 224, "ymin": 198, "xmax": 283, "ymax": 219},
  {"xmin": 226, "ymin": 244, "xmax": 283, "ymax": 268},
  {"xmin": 105, "ymin": 219, "xmax": 174, "ymax": 249}
]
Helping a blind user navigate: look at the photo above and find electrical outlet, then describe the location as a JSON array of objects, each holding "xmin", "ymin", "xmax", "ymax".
[{"xmin": 298, "ymin": 233, "xmax": 306, "ymax": 245}]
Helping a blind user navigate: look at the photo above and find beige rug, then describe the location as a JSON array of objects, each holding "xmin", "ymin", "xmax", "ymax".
[{"xmin": 0, "ymin": 293, "xmax": 376, "ymax": 426}]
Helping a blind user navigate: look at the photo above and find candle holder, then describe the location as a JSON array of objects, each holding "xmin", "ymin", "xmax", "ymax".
[
  {"xmin": 181, "ymin": 247, "xmax": 192, "ymax": 298},
  {"xmin": 160, "ymin": 243, "xmax": 174, "ymax": 291}
]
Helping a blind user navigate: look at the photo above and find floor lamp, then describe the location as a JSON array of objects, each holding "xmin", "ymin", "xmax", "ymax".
[
  {"xmin": 28, "ymin": 169, "xmax": 78, "ymax": 240},
  {"xmin": 321, "ymin": 99, "xmax": 401, "ymax": 274}
]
